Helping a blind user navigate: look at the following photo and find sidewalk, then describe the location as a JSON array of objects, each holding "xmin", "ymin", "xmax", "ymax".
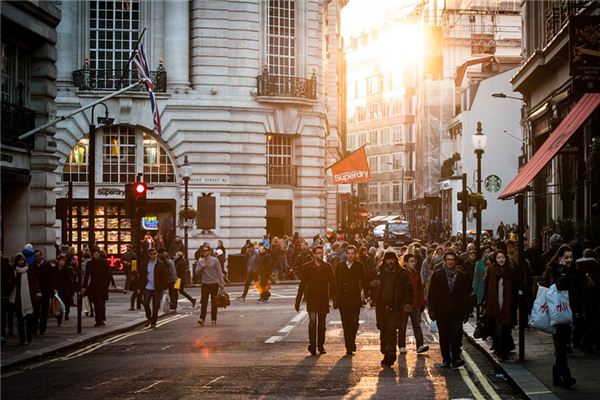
[
  {"xmin": 464, "ymin": 318, "xmax": 600, "ymax": 400},
  {"xmin": 0, "ymin": 290, "xmax": 174, "ymax": 371}
]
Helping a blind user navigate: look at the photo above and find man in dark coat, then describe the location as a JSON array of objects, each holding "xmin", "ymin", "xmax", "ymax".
[
  {"xmin": 428, "ymin": 250, "xmax": 471, "ymax": 368},
  {"xmin": 32, "ymin": 249, "xmax": 56, "ymax": 334},
  {"xmin": 334, "ymin": 245, "xmax": 368, "ymax": 355},
  {"xmin": 371, "ymin": 251, "xmax": 413, "ymax": 367},
  {"xmin": 295, "ymin": 246, "xmax": 336, "ymax": 355},
  {"xmin": 138, "ymin": 248, "xmax": 170, "ymax": 329},
  {"xmin": 83, "ymin": 247, "xmax": 111, "ymax": 327}
]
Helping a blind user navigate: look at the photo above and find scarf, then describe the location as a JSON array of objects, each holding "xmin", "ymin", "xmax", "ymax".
[
  {"xmin": 9, "ymin": 266, "xmax": 34, "ymax": 317},
  {"xmin": 444, "ymin": 266, "xmax": 457, "ymax": 292},
  {"xmin": 484, "ymin": 263, "xmax": 512, "ymax": 326}
]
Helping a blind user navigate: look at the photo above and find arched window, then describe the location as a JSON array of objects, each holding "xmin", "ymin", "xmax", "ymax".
[{"xmin": 62, "ymin": 126, "xmax": 175, "ymax": 183}]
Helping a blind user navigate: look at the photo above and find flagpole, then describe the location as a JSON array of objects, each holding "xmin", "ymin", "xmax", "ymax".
[
  {"xmin": 18, "ymin": 80, "xmax": 143, "ymax": 141},
  {"xmin": 116, "ymin": 27, "xmax": 147, "ymax": 90}
]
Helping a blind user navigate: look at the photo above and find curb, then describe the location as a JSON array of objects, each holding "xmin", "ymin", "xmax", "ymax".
[
  {"xmin": 0, "ymin": 311, "xmax": 175, "ymax": 372},
  {"xmin": 463, "ymin": 321, "xmax": 560, "ymax": 400}
]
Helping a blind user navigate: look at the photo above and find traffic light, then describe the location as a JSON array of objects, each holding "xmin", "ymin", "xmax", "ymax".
[
  {"xmin": 457, "ymin": 190, "xmax": 468, "ymax": 212},
  {"xmin": 125, "ymin": 182, "xmax": 147, "ymax": 218}
]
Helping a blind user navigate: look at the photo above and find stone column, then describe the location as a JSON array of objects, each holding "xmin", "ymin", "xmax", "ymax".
[
  {"xmin": 29, "ymin": 42, "xmax": 60, "ymax": 257},
  {"xmin": 164, "ymin": 0, "xmax": 190, "ymax": 91}
]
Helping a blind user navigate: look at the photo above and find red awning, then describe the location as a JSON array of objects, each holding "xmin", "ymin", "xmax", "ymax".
[{"xmin": 499, "ymin": 93, "xmax": 600, "ymax": 200}]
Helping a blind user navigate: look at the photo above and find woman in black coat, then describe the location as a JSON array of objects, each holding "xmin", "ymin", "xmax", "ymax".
[
  {"xmin": 54, "ymin": 255, "xmax": 74, "ymax": 326},
  {"xmin": 83, "ymin": 247, "xmax": 111, "ymax": 327}
]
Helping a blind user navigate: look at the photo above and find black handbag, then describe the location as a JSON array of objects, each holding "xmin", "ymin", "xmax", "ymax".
[{"xmin": 215, "ymin": 287, "xmax": 231, "ymax": 308}]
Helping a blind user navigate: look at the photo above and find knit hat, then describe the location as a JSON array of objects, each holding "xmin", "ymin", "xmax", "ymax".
[
  {"xmin": 549, "ymin": 234, "xmax": 563, "ymax": 248},
  {"xmin": 368, "ymin": 247, "xmax": 377, "ymax": 256},
  {"xmin": 383, "ymin": 251, "xmax": 398, "ymax": 261}
]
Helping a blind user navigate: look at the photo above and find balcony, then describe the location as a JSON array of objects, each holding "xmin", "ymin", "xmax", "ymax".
[
  {"xmin": 544, "ymin": 1, "xmax": 586, "ymax": 47},
  {"xmin": 256, "ymin": 68, "xmax": 317, "ymax": 104},
  {"xmin": 72, "ymin": 65, "xmax": 167, "ymax": 93},
  {"xmin": 1, "ymin": 102, "xmax": 35, "ymax": 149},
  {"xmin": 267, "ymin": 164, "xmax": 297, "ymax": 186}
]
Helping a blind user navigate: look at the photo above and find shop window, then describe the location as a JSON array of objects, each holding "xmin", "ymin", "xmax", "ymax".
[
  {"xmin": 143, "ymin": 133, "xmax": 175, "ymax": 182},
  {"xmin": 102, "ymin": 125, "xmax": 136, "ymax": 183},
  {"xmin": 63, "ymin": 138, "xmax": 89, "ymax": 182}
]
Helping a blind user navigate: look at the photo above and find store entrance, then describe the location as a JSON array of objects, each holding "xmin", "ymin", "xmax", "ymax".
[{"xmin": 266, "ymin": 200, "xmax": 292, "ymax": 238}]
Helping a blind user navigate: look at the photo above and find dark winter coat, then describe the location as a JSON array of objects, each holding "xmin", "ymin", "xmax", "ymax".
[
  {"xmin": 33, "ymin": 259, "xmax": 56, "ymax": 297},
  {"xmin": 427, "ymin": 267, "xmax": 471, "ymax": 322},
  {"xmin": 295, "ymin": 261, "xmax": 336, "ymax": 314},
  {"xmin": 139, "ymin": 258, "xmax": 170, "ymax": 292},
  {"xmin": 543, "ymin": 262, "xmax": 581, "ymax": 313},
  {"xmin": 1, "ymin": 256, "xmax": 15, "ymax": 300},
  {"xmin": 84, "ymin": 258, "xmax": 111, "ymax": 302},
  {"xmin": 334, "ymin": 260, "xmax": 367, "ymax": 309},
  {"xmin": 372, "ymin": 264, "xmax": 413, "ymax": 311},
  {"xmin": 55, "ymin": 266, "xmax": 75, "ymax": 307}
]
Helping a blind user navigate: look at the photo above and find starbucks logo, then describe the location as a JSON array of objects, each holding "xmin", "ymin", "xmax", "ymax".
[{"xmin": 485, "ymin": 175, "xmax": 502, "ymax": 193}]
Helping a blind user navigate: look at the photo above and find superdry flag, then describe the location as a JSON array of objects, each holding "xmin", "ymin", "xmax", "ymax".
[
  {"xmin": 328, "ymin": 146, "xmax": 371, "ymax": 184},
  {"xmin": 133, "ymin": 43, "xmax": 161, "ymax": 134}
]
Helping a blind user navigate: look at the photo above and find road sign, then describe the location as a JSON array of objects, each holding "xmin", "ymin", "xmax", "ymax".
[{"xmin": 357, "ymin": 207, "xmax": 369, "ymax": 221}]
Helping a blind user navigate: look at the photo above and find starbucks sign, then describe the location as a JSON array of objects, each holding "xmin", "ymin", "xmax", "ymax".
[{"xmin": 485, "ymin": 175, "xmax": 502, "ymax": 193}]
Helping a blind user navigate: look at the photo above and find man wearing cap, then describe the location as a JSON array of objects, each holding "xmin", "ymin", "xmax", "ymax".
[
  {"xmin": 428, "ymin": 250, "xmax": 470, "ymax": 368},
  {"xmin": 371, "ymin": 251, "xmax": 413, "ymax": 367}
]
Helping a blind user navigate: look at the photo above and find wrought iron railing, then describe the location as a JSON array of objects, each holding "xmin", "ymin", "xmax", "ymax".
[
  {"xmin": 267, "ymin": 164, "xmax": 297, "ymax": 186},
  {"xmin": 1, "ymin": 102, "xmax": 35, "ymax": 149},
  {"xmin": 544, "ymin": 1, "xmax": 587, "ymax": 47},
  {"xmin": 257, "ymin": 68, "xmax": 317, "ymax": 100},
  {"xmin": 72, "ymin": 64, "xmax": 167, "ymax": 92}
]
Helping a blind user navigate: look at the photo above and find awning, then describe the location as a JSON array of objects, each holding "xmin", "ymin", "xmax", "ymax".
[
  {"xmin": 383, "ymin": 215, "xmax": 402, "ymax": 222},
  {"xmin": 499, "ymin": 93, "xmax": 600, "ymax": 199},
  {"xmin": 368, "ymin": 215, "xmax": 387, "ymax": 222}
]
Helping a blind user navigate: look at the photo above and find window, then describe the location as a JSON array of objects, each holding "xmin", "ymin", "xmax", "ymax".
[
  {"xmin": 368, "ymin": 155, "xmax": 379, "ymax": 172},
  {"xmin": 380, "ymin": 128, "xmax": 392, "ymax": 145},
  {"xmin": 393, "ymin": 183, "xmax": 401, "ymax": 202},
  {"xmin": 143, "ymin": 133, "xmax": 175, "ymax": 183},
  {"xmin": 393, "ymin": 125, "xmax": 405, "ymax": 144},
  {"xmin": 267, "ymin": 0, "xmax": 296, "ymax": 77},
  {"xmin": 267, "ymin": 134, "xmax": 295, "ymax": 185},
  {"xmin": 381, "ymin": 101, "xmax": 390, "ymax": 118},
  {"xmin": 1, "ymin": 41, "xmax": 30, "ymax": 106},
  {"xmin": 393, "ymin": 152, "xmax": 405, "ymax": 170},
  {"xmin": 359, "ymin": 132, "xmax": 367, "ymax": 147},
  {"xmin": 63, "ymin": 138, "xmax": 90, "ymax": 182},
  {"xmin": 369, "ymin": 183, "xmax": 378, "ymax": 204},
  {"xmin": 381, "ymin": 154, "xmax": 391, "ymax": 171},
  {"xmin": 369, "ymin": 130, "xmax": 378, "ymax": 146},
  {"xmin": 102, "ymin": 125, "xmax": 136, "ymax": 183},
  {"xmin": 368, "ymin": 104, "xmax": 378, "ymax": 120},
  {"xmin": 380, "ymin": 183, "xmax": 391, "ymax": 203},
  {"xmin": 367, "ymin": 76, "xmax": 378, "ymax": 95},
  {"xmin": 89, "ymin": 0, "xmax": 140, "ymax": 88}
]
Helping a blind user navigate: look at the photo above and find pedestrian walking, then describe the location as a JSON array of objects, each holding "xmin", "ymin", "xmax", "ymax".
[
  {"xmin": 398, "ymin": 253, "xmax": 429, "ymax": 354},
  {"xmin": 371, "ymin": 251, "xmax": 413, "ymax": 367},
  {"xmin": 428, "ymin": 250, "xmax": 471, "ymax": 369},
  {"xmin": 237, "ymin": 243, "xmax": 259, "ymax": 301},
  {"xmin": 544, "ymin": 244, "xmax": 578, "ymax": 388},
  {"xmin": 8, "ymin": 253, "xmax": 41, "ymax": 345},
  {"xmin": 334, "ymin": 245, "xmax": 367, "ymax": 355},
  {"xmin": 54, "ymin": 255, "xmax": 75, "ymax": 325},
  {"xmin": 295, "ymin": 246, "xmax": 336, "ymax": 356},
  {"xmin": 83, "ymin": 247, "xmax": 111, "ymax": 327},
  {"xmin": 31, "ymin": 249, "xmax": 55, "ymax": 335},
  {"xmin": 158, "ymin": 248, "xmax": 178, "ymax": 310},
  {"xmin": 139, "ymin": 248, "xmax": 170, "ymax": 329},
  {"xmin": 257, "ymin": 244, "xmax": 274, "ymax": 302},
  {"xmin": 121, "ymin": 244, "xmax": 137, "ymax": 295},
  {"xmin": 174, "ymin": 251, "xmax": 196, "ymax": 307},
  {"xmin": 195, "ymin": 244, "xmax": 225, "ymax": 326},
  {"xmin": 472, "ymin": 246, "xmax": 491, "ymax": 318}
]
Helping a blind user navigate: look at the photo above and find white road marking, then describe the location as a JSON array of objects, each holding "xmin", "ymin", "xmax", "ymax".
[
  {"xmin": 265, "ymin": 311, "xmax": 308, "ymax": 343},
  {"xmin": 291, "ymin": 310, "xmax": 307, "ymax": 323},
  {"xmin": 328, "ymin": 320, "xmax": 365, "ymax": 325},
  {"xmin": 265, "ymin": 336, "xmax": 282, "ymax": 343},
  {"xmin": 278, "ymin": 325, "xmax": 295, "ymax": 333},
  {"xmin": 84, "ymin": 377, "xmax": 121, "ymax": 390},
  {"xmin": 134, "ymin": 380, "xmax": 168, "ymax": 393},
  {"xmin": 202, "ymin": 375, "xmax": 225, "ymax": 388},
  {"xmin": 458, "ymin": 366, "xmax": 486, "ymax": 400},
  {"xmin": 462, "ymin": 350, "xmax": 503, "ymax": 400}
]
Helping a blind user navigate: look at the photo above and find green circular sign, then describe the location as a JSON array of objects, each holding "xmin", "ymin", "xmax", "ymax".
[{"xmin": 485, "ymin": 175, "xmax": 502, "ymax": 193}]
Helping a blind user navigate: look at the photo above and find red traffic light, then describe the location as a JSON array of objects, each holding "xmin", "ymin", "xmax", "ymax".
[{"xmin": 134, "ymin": 182, "xmax": 147, "ymax": 195}]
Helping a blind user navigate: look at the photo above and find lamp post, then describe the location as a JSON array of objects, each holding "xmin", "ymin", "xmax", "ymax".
[
  {"xmin": 471, "ymin": 122, "xmax": 487, "ymax": 260},
  {"xmin": 82, "ymin": 102, "xmax": 113, "ymax": 334},
  {"xmin": 491, "ymin": 92, "xmax": 528, "ymax": 106},
  {"xmin": 182, "ymin": 156, "xmax": 192, "ymax": 264}
]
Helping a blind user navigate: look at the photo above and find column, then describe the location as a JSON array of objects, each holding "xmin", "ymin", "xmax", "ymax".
[{"xmin": 164, "ymin": 0, "xmax": 190, "ymax": 90}]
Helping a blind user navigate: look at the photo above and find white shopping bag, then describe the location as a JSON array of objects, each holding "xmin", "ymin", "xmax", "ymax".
[
  {"xmin": 82, "ymin": 296, "xmax": 91, "ymax": 314},
  {"xmin": 546, "ymin": 284, "xmax": 573, "ymax": 326},
  {"xmin": 54, "ymin": 293, "xmax": 66, "ymax": 313},
  {"xmin": 429, "ymin": 320, "xmax": 438, "ymax": 334},
  {"xmin": 529, "ymin": 285, "xmax": 554, "ymax": 333},
  {"xmin": 160, "ymin": 292, "xmax": 171, "ymax": 313}
]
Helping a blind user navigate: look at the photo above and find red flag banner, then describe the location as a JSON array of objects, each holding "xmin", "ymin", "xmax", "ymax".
[{"xmin": 328, "ymin": 146, "xmax": 372, "ymax": 184}]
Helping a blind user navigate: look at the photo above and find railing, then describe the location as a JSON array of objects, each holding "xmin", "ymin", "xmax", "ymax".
[
  {"xmin": 257, "ymin": 68, "xmax": 317, "ymax": 100},
  {"xmin": 267, "ymin": 164, "xmax": 297, "ymax": 186},
  {"xmin": 72, "ymin": 65, "xmax": 167, "ymax": 92},
  {"xmin": 1, "ymin": 102, "xmax": 35, "ymax": 149},
  {"xmin": 544, "ymin": 1, "xmax": 586, "ymax": 47}
]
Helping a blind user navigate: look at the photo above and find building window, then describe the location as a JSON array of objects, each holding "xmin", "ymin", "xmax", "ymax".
[
  {"xmin": 368, "ymin": 155, "xmax": 379, "ymax": 172},
  {"xmin": 369, "ymin": 183, "xmax": 378, "ymax": 204},
  {"xmin": 369, "ymin": 130, "xmax": 378, "ymax": 146},
  {"xmin": 89, "ymin": 0, "xmax": 140, "ymax": 88},
  {"xmin": 367, "ymin": 76, "xmax": 378, "ymax": 95},
  {"xmin": 1, "ymin": 41, "xmax": 30, "ymax": 106},
  {"xmin": 393, "ymin": 125, "xmax": 405, "ymax": 144},
  {"xmin": 380, "ymin": 183, "xmax": 391, "ymax": 203},
  {"xmin": 267, "ymin": 134, "xmax": 296, "ymax": 185},
  {"xmin": 393, "ymin": 183, "xmax": 401, "ymax": 202},
  {"xmin": 63, "ymin": 138, "xmax": 90, "ymax": 182},
  {"xmin": 392, "ymin": 152, "xmax": 405, "ymax": 170},
  {"xmin": 381, "ymin": 154, "xmax": 392, "ymax": 171},
  {"xmin": 267, "ymin": 0, "xmax": 296, "ymax": 77},
  {"xmin": 102, "ymin": 125, "xmax": 136, "ymax": 183},
  {"xmin": 143, "ymin": 133, "xmax": 175, "ymax": 183}
]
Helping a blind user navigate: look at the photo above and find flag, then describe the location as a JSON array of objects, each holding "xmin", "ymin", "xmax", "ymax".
[
  {"xmin": 328, "ymin": 146, "xmax": 371, "ymax": 184},
  {"xmin": 132, "ymin": 43, "xmax": 161, "ymax": 134}
]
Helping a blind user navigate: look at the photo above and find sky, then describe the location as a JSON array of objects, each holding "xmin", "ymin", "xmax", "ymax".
[{"xmin": 341, "ymin": 0, "xmax": 421, "ymax": 38}]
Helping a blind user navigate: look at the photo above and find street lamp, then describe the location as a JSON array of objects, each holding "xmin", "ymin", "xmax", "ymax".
[
  {"xmin": 492, "ymin": 92, "xmax": 528, "ymax": 106},
  {"xmin": 471, "ymin": 121, "xmax": 487, "ymax": 260},
  {"xmin": 83, "ymin": 102, "xmax": 113, "ymax": 334},
  {"xmin": 181, "ymin": 156, "xmax": 192, "ymax": 264}
]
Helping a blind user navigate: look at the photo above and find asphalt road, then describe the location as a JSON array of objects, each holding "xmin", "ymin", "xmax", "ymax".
[{"xmin": 1, "ymin": 285, "xmax": 524, "ymax": 399}]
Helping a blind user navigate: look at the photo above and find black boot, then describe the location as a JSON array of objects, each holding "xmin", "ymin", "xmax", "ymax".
[
  {"xmin": 552, "ymin": 366, "xmax": 563, "ymax": 386},
  {"xmin": 561, "ymin": 367, "xmax": 576, "ymax": 389}
]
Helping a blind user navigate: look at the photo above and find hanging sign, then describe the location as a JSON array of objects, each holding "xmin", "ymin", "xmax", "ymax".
[{"xmin": 485, "ymin": 175, "xmax": 502, "ymax": 193}]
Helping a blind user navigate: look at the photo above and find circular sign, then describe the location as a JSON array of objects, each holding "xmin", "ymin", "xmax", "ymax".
[
  {"xmin": 357, "ymin": 207, "xmax": 369, "ymax": 221},
  {"xmin": 485, "ymin": 175, "xmax": 502, "ymax": 193}
]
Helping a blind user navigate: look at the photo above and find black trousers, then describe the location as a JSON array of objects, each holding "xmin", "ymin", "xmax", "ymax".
[
  {"xmin": 553, "ymin": 324, "xmax": 571, "ymax": 373},
  {"xmin": 241, "ymin": 272, "xmax": 258, "ymax": 299},
  {"xmin": 92, "ymin": 298, "xmax": 106, "ymax": 324},
  {"xmin": 398, "ymin": 309, "xmax": 425, "ymax": 349},
  {"xmin": 143, "ymin": 289, "xmax": 162, "ymax": 325},
  {"xmin": 16, "ymin": 312, "xmax": 34, "ymax": 344},
  {"xmin": 339, "ymin": 307, "xmax": 360, "ymax": 352},
  {"xmin": 32, "ymin": 295, "xmax": 50, "ymax": 334},
  {"xmin": 437, "ymin": 318, "xmax": 464, "ymax": 363},
  {"xmin": 200, "ymin": 283, "xmax": 219, "ymax": 322},
  {"xmin": 130, "ymin": 291, "xmax": 142, "ymax": 309},
  {"xmin": 171, "ymin": 283, "xmax": 195, "ymax": 307},
  {"xmin": 379, "ymin": 309, "xmax": 402, "ymax": 358},
  {"xmin": 308, "ymin": 312, "xmax": 327, "ymax": 350}
]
